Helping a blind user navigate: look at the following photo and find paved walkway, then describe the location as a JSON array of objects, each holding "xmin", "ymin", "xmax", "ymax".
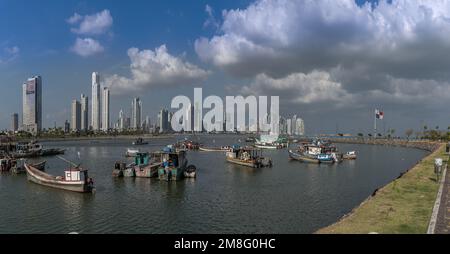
[{"xmin": 435, "ymin": 162, "xmax": 450, "ymax": 234}]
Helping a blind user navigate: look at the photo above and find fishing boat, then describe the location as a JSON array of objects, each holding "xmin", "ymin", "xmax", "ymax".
[
  {"xmin": 157, "ymin": 146, "xmax": 195, "ymax": 181},
  {"xmin": 0, "ymin": 158, "xmax": 12, "ymax": 171},
  {"xmin": 134, "ymin": 152, "xmax": 161, "ymax": 178},
  {"xmin": 112, "ymin": 162, "xmax": 126, "ymax": 177},
  {"xmin": 12, "ymin": 159, "xmax": 46, "ymax": 174},
  {"xmin": 343, "ymin": 151, "xmax": 357, "ymax": 160},
  {"xmin": 125, "ymin": 148, "xmax": 142, "ymax": 157},
  {"xmin": 226, "ymin": 145, "xmax": 272, "ymax": 168},
  {"xmin": 132, "ymin": 138, "xmax": 148, "ymax": 146},
  {"xmin": 317, "ymin": 154, "xmax": 335, "ymax": 163},
  {"xmin": 288, "ymin": 150, "xmax": 320, "ymax": 163},
  {"xmin": 254, "ymin": 143, "xmax": 281, "ymax": 149},
  {"xmin": 40, "ymin": 148, "xmax": 65, "ymax": 156},
  {"xmin": 25, "ymin": 162, "xmax": 94, "ymax": 193},
  {"xmin": 199, "ymin": 146, "xmax": 231, "ymax": 152}
]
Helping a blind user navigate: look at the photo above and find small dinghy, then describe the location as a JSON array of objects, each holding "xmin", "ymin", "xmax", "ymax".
[{"xmin": 184, "ymin": 165, "xmax": 197, "ymax": 178}]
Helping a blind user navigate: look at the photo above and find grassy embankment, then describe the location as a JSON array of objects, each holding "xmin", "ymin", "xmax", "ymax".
[{"xmin": 317, "ymin": 143, "xmax": 447, "ymax": 234}]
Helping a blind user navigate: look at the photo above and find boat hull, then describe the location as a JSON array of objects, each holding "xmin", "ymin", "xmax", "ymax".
[
  {"xmin": 288, "ymin": 150, "xmax": 320, "ymax": 163},
  {"xmin": 25, "ymin": 164, "xmax": 93, "ymax": 193},
  {"xmin": 226, "ymin": 157, "xmax": 258, "ymax": 168},
  {"xmin": 134, "ymin": 164, "xmax": 159, "ymax": 178}
]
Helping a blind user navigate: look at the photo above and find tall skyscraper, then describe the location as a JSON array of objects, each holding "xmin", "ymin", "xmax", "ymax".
[
  {"xmin": 296, "ymin": 118, "xmax": 305, "ymax": 136},
  {"xmin": 22, "ymin": 76, "xmax": 42, "ymax": 135},
  {"xmin": 11, "ymin": 113, "xmax": 18, "ymax": 132},
  {"xmin": 118, "ymin": 109, "xmax": 125, "ymax": 130},
  {"xmin": 131, "ymin": 97, "xmax": 141, "ymax": 130},
  {"xmin": 158, "ymin": 108, "xmax": 169, "ymax": 133},
  {"xmin": 102, "ymin": 87, "xmax": 110, "ymax": 131},
  {"xmin": 71, "ymin": 99, "xmax": 81, "ymax": 131},
  {"xmin": 80, "ymin": 94, "xmax": 88, "ymax": 131},
  {"xmin": 91, "ymin": 72, "xmax": 101, "ymax": 130}
]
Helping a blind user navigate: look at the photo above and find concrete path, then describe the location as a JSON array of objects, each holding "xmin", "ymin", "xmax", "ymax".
[{"xmin": 435, "ymin": 162, "xmax": 450, "ymax": 234}]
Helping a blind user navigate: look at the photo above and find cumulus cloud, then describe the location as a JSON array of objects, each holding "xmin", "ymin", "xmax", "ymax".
[
  {"xmin": 68, "ymin": 9, "xmax": 113, "ymax": 35},
  {"xmin": 71, "ymin": 38, "xmax": 104, "ymax": 57},
  {"xmin": 240, "ymin": 71, "xmax": 351, "ymax": 105},
  {"xmin": 105, "ymin": 45, "xmax": 210, "ymax": 94},
  {"xmin": 195, "ymin": 0, "xmax": 450, "ymax": 79}
]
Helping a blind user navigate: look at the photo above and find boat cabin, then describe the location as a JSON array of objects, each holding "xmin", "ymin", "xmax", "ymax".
[
  {"xmin": 134, "ymin": 152, "xmax": 150, "ymax": 166},
  {"xmin": 64, "ymin": 168, "xmax": 88, "ymax": 182},
  {"xmin": 227, "ymin": 146, "xmax": 262, "ymax": 160},
  {"xmin": 153, "ymin": 148, "xmax": 187, "ymax": 168}
]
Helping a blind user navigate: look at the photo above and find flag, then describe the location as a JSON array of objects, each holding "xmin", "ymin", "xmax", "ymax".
[{"xmin": 375, "ymin": 109, "xmax": 384, "ymax": 119}]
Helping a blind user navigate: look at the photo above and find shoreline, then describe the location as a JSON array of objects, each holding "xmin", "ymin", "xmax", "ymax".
[{"xmin": 316, "ymin": 142, "xmax": 446, "ymax": 234}]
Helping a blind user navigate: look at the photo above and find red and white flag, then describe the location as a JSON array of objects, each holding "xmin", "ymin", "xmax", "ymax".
[{"xmin": 375, "ymin": 109, "xmax": 384, "ymax": 119}]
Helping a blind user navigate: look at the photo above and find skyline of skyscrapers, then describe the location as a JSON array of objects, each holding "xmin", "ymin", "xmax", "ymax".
[
  {"xmin": 158, "ymin": 108, "xmax": 169, "ymax": 133},
  {"xmin": 91, "ymin": 72, "xmax": 101, "ymax": 131},
  {"xmin": 22, "ymin": 75, "xmax": 42, "ymax": 135}
]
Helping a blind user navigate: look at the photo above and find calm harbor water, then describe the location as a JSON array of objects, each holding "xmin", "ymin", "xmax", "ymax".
[{"xmin": 0, "ymin": 135, "xmax": 428, "ymax": 233}]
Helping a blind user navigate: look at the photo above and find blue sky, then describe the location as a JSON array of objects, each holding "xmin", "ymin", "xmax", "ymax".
[{"xmin": 1, "ymin": 0, "xmax": 448, "ymax": 134}]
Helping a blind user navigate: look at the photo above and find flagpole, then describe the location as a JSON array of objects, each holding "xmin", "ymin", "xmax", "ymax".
[{"xmin": 374, "ymin": 108, "xmax": 377, "ymax": 139}]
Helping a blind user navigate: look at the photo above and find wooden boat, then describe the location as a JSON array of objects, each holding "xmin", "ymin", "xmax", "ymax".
[
  {"xmin": 132, "ymin": 138, "xmax": 148, "ymax": 146},
  {"xmin": 112, "ymin": 162, "xmax": 126, "ymax": 177},
  {"xmin": 254, "ymin": 143, "xmax": 281, "ymax": 149},
  {"xmin": 134, "ymin": 153, "xmax": 161, "ymax": 178},
  {"xmin": 25, "ymin": 163, "xmax": 94, "ymax": 193},
  {"xmin": 199, "ymin": 146, "xmax": 230, "ymax": 152},
  {"xmin": 40, "ymin": 148, "xmax": 65, "ymax": 156},
  {"xmin": 157, "ymin": 147, "xmax": 192, "ymax": 181},
  {"xmin": 288, "ymin": 150, "xmax": 320, "ymax": 163},
  {"xmin": 317, "ymin": 154, "xmax": 335, "ymax": 163},
  {"xmin": 343, "ymin": 151, "xmax": 357, "ymax": 160},
  {"xmin": 226, "ymin": 146, "xmax": 272, "ymax": 168},
  {"xmin": 0, "ymin": 158, "xmax": 12, "ymax": 171}
]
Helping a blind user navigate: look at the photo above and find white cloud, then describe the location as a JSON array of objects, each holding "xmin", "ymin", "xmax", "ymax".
[
  {"xmin": 69, "ymin": 9, "xmax": 113, "ymax": 35},
  {"xmin": 105, "ymin": 45, "xmax": 210, "ymax": 94},
  {"xmin": 66, "ymin": 13, "xmax": 82, "ymax": 24},
  {"xmin": 203, "ymin": 5, "xmax": 220, "ymax": 29},
  {"xmin": 240, "ymin": 71, "xmax": 351, "ymax": 105},
  {"xmin": 195, "ymin": 0, "xmax": 450, "ymax": 79},
  {"xmin": 71, "ymin": 38, "xmax": 104, "ymax": 57}
]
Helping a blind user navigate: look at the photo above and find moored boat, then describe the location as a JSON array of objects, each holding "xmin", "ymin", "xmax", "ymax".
[
  {"xmin": 134, "ymin": 152, "xmax": 161, "ymax": 178},
  {"xmin": 184, "ymin": 165, "xmax": 197, "ymax": 178},
  {"xmin": 288, "ymin": 150, "xmax": 320, "ymax": 163},
  {"xmin": 25, "ymin": 163, "xmax": 94, "ymax": 193},
  {"xmin": 199, "ymin": 146, "xmax": 231, "ymax": 152},
  {"xmin": 157, "ymin": 146, "xmax": 192, "ymax": 181},
  {"xmin": 125, "ymin": 148, "xmax": 142, "ymax": 157},
  {"xmin": 12, "ymin": 159, "xmax": 46, "ymax": 174},
  {"xmin": 226, "ymin": 146, "xmax": 272, "ymax": 168},
  {"xmin": 343, "ymin": 151, "xmax": 357, "ymax": 160},
  {"xmin": 132, "ymin": 137, "xmax": 148, "ymax": 146}
]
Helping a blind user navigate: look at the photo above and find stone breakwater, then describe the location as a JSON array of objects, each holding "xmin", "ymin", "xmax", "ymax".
[{"xmin": 329, "ymin": 138, "xmax": 441, "ymax": 152}]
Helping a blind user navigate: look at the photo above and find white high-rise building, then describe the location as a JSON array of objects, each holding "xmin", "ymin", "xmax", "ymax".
[
  {"xmin": 102, "ymin": 87, "xmax": 110, "ymax": 131},
  {"xmin": 71, "ymin": 99, "xmax": 81, "ymax": 131},
  {"xmin": 22, "ymin": 76, "xmax": 42, "ymax": 135},
  {"xmin": 296, "ymin": 118, "xmax": 305, "ymax": 136},
  {"xmin": 91, "ymin": 72, "xmax": 101, "ymax": 130},
  {"xmin": 131, "ymin": 97, "xmax": 141, "ymax": 130},
  {"xmin": 118, "ymin": 109, "xmax": 125, "ymax": 130},
  {"xmin": 80, "ymin": 94, "xmax": 88, "ymax": 131}
]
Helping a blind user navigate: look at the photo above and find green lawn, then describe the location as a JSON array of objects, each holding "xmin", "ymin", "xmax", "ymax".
[{"xmin": 317, "ymin": 144, "xmax": 447, "ymax": 234}]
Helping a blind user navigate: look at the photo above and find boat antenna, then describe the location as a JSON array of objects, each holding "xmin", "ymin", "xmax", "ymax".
[{"xmin": 56, "ymin": 155, "xmax": 80, "ymax": 168}]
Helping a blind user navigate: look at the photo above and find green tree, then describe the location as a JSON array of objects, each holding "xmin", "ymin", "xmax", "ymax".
[{"xmin": 405, "ymin": 129, "xmax": 414, "ymax": 140}]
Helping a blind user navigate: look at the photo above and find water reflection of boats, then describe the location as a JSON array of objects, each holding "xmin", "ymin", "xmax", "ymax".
[
  {"xmin": 226, "ymin": 145, "xmax": 272, "ymax": 168},
  {"xmin": 25, "ymin": 161, "xmax": 94, "ymax": 193}
]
